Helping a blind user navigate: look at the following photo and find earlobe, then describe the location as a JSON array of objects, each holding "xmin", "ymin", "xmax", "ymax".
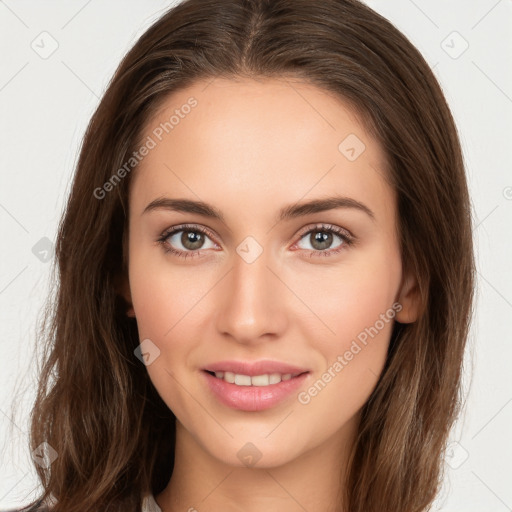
[{"xmin": 395, "ymin": 270, "xmax": 421, "ymax": 324}]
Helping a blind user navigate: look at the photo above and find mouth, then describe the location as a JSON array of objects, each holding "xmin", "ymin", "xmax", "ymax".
[
  {"xmin": 204, "ymin": 369, "xmax": 309, "ymax": 387},
  {"xmin": 202, "ymin": 367, "xmax": 311, "ymax": 412}
]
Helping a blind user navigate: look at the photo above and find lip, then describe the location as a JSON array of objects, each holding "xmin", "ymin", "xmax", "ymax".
[
  {"xmin": 202, "ymin": 371, "xmax": 310, "ymax": 411},
  {"xmin": 201, "ymin": 360, "xmax": 311, "ymax": 412},
  {"xmin": 202, "ymin": 359, "xmax": 310, "ymax": 377}
]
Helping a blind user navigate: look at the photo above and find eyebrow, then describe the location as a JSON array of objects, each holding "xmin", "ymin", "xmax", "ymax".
[{"xmin": 142, "ymin": 195, "xmax": 376, "ymax": 223}]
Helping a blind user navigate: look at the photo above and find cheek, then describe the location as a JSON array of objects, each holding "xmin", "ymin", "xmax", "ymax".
[
  {"xmin": 291, "ymin": 246, "xmax": 401, "ymax": 409},
  {"xmin": 128, "ymin": 256, "xmax": 204, "ymax": 413},
  {"xmin": 293, "ymin": 249, "xmax": 401, "ymax": 343},
  {"xmin": 128, "ymin": 243, "xmax": 211, "ymax": 340},
  {"xmin": 294, "ymin": 273, "xmax": 398, "ymax": 430},
  {"xmin": 127, "ymin": 249, "xmax": 216, "ymax": 402}
]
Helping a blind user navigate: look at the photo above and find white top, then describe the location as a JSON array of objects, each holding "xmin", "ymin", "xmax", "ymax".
[{"xmin": 142, "ymin": 493, "xmax": 162, "ymax": 512}]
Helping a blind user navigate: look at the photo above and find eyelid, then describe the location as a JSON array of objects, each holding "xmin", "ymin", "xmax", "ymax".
[
  {"xmin": 294, "ymin": 222, "xmax": 354, "ymax": 240},
  {"xmin": 159, "ymin": 223, "xmax": 219, "ymax": 243}
]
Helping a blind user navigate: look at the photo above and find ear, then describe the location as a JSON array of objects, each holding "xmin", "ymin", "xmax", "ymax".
[
  {"xmin": 394, "ymin": 268, "xmax": 421, "ymax": 324},
  {"xmin": 114, "ymin": 272, "xmax": 136, "ymax": 318}
]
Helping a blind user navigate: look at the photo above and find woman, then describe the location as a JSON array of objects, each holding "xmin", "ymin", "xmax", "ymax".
[{"xmin": 17, "ymin": 0, "xmax": 475, "ymax": 510}]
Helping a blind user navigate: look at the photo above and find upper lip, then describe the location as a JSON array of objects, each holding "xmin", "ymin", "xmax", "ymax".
[{"xmin": 203, "ymin": 360, "xmax": 310, "ymax": 377}]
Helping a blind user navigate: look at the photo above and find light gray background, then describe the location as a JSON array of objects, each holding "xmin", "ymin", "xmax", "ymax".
[{"xmin": 1, "ymin": 1, "xmax": 511, "ymax": 510}]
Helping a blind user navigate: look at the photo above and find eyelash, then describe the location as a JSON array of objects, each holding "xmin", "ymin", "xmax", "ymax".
[{"xmin": 156, "ymin": 223, "xmax": 355, "ymax": 260}]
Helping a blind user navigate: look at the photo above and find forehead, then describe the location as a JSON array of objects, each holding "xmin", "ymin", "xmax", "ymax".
[{"xmin": 129, "ymin": 77, "xmax": 394, "ymax": 225}]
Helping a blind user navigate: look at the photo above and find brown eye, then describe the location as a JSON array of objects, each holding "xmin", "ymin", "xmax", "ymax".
[
  {"xmin": 158, "ymin": 224, "xmax": 218, "ymax": 258},
  {"xmin": 294, "ymin": 224, "xmax": 354, "ymax": 257},
  {"xmin": 175, "ymin": 230, "xmax": 206, "ymax": 250},
  {"xmin": 307, "ymin": 230, "xmax": 336, "ymax": 251}
]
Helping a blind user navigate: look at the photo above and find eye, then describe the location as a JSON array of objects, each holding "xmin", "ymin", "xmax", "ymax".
[
  {"xmin": 157, "ymin": 224, "xmax": 218, "ymax": 259},
  {"xmin": 293, "ymin": 223, "xmax": 354, "ymax": 257},
  {"xmin": 157, "ymin": 222, "xmax": 355, "ymax": 260}
]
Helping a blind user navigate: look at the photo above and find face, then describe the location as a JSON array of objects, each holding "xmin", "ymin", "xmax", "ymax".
[{"xmin": 123, "ymin": 77, "xmax": 418, "ymax": 468}]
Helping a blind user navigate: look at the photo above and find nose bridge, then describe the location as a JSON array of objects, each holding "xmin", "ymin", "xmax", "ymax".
[{"xmin": 215, "ymin": 241, "xmax": 287, "ymax": 343}]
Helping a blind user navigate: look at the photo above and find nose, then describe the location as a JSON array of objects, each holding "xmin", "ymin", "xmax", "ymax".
[{"xmin": 214, "ymin": 246, "xmax": 289, "ymax": 345}]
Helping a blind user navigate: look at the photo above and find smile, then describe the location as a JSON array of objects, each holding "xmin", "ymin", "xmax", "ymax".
[
  {"xmin": 207, "ymin": 370, "xmax": 303, "ymax": 386},
  {"xmin": 202, "ymin": 369, "xmax": 310, "ymax": 411}
]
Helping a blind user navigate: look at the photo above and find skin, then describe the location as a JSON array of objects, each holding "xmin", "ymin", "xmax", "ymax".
[{"xmin": 120, "ymin": 77, "xmax": 420, "ymax": 512}]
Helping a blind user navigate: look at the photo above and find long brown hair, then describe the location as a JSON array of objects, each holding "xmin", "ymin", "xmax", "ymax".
[{"xmin": 16, "ymin": 0, "xmax": 475, "ymax": 510}]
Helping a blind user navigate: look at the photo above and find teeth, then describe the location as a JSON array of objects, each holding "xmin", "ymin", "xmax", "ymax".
[
  {"xmin": 212, "ymin": 371, "xmax": 297, "ymax": 386},
  {"xmin": 235, "ymin": 374, "xmax": 251, "ymax": 386}
]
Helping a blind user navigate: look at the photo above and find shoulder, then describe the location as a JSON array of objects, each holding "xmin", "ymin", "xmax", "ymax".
[{"xmin": 143, "ymin": 494, "xmax": 162, "ymax": 512}]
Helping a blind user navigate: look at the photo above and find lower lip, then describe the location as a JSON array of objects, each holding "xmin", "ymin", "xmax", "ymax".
[{"xmin": 202, "ymin": 371, "xmax": 310, "ymax": 411}]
